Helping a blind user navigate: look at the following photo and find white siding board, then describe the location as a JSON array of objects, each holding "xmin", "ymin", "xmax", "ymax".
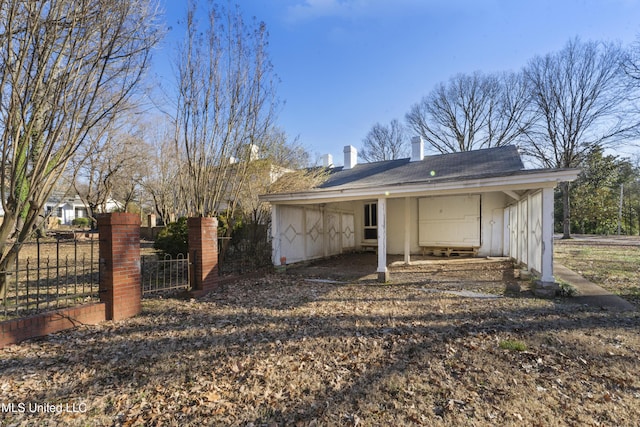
[
  {"xmin": 518, "ymin": 198, "xmax": 528, "ymax": 265},
  {"xmin": 418, "ymin": 195, "xmax": 480, "ymax": 247},
  {"xmin": 305, "ymin": 208, "xmax": 323, "ymax": 259},
  {"xmin": 341, "ymin": 213, "xmax": 355, "ymax": 249},
  {"xmin": 529, "ymin": 191, "xmax": 543, "ymax": 274},
  {"xmin": 279, "ymin": 206, "xmax": 305, "ymax": 263}
]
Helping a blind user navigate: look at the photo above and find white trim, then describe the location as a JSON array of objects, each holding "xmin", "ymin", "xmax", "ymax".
[
  {"xmin": 502, "ymin": 190, "xmax": 521, "ymax": 201},
  {"xmin": 540, "ymin": 187, "xmax": 555, "ymax": 283},
  {"xmin": 404, "ymin": 197, "xmax": 411, "ymax": 265},
  {"xmin": 271, "ymin": 204, "xmax": 281, "ymax": 265},
  {"xmin": 377, "ymin": 198, "xmax": 388, "ymax": 279}
]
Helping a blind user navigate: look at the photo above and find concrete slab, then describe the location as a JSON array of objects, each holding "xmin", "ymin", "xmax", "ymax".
[{"xmin": 554, "ymin": 263, "xmax": 636, "ymax": 311}]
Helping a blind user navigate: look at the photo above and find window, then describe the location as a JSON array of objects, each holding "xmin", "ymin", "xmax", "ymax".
[
  {"xmin": 364, "ymin": 202, "xmax": 377, "ymax": 240},
  {"xmin": 75, "ymin": 207, "xmax": 87, "ymax": 218},
  {"xmin": 47, "ymin": 206, "xmax": 62, "ymax": 217}
]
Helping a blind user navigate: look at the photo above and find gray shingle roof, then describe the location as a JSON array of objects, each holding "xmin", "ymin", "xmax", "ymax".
[{"xmin": 318, "ymin": 145, "xmax": 525, "ymax": 189}]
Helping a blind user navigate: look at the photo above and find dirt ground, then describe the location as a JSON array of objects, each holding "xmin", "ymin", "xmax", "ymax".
[
  {"xmin": 287, "ymin": 252, "xmax": 520, "ymax": 290},
  {"xmin": 2, "ymin": 253, "xmax": 640, "ymax": 426}
]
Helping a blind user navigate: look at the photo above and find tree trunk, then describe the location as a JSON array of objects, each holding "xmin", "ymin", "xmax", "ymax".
[
  {"xmin": 560, "ymin": 181, "xmax": 571, "ymax": 239},
  {"xmin": 0, "ymin": 249, "xmax": 19, "ymax": 296}
]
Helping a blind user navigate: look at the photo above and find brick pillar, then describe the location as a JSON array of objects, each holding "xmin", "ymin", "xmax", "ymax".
[
  {"xmin": 97, "ymin": 212, "xmax": 141, "ymax": 321},
  {"xmin": 188, "ymin": 217, "xmax": 219, "ymax": 295}
]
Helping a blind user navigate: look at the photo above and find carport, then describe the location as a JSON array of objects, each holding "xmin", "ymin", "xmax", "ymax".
[{"xmin": 260, "ymin": 139, "xmax": 579, "ymax": 285}]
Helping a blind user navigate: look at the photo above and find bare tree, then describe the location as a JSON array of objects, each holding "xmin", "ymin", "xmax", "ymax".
[
  {"xmin": 0, "ymin": 0, "xmax": 161, "ymax": 291},
  {"xmin": 140, "ymin": 119, "xmax": 183, "ymax": 225},
  {"xmin": 624, "ymin": 36, "xmax": 640, "ymax": 82},
  {"xmin": 360, "ymin": 119, "xmax": 410, "ymax": 162},
  {"xmin": 72, "ymin": 113, "xmax": 150, "ymax": 222},
  {"xmin": 406, "ymin": 71, "xmax": 532, "ymax": 153},
  {"xmin": 173, "ymin": 1, "xmax": 278, "ymax": 220},
  {"xmin": 236, "ymin": 128, "xmax": 316, "ymax": 225},
  {"xmin": 522, "ymin": 38, "xmax": 639, "ymax": 238}
]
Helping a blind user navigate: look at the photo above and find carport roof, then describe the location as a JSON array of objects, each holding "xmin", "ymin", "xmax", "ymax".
[
  {"xmin": 259, "ymin": 145, "xmax": 580, "ymax": 204},
  {"xmin": 318, "ymin": 145, "xmax": 524, "ymax": 189}
]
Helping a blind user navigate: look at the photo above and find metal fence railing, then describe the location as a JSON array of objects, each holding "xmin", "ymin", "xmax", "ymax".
[
  {"xmin": 141, "ymin": 253, "xmax": 190, "ymax": 296},
  {"xmin": 218, "ymin": 236, "xmax": 272, "ymax": 274},
  {"xmin": 0, "ymin": 236, "xmax": 100, "ymax": 321}
]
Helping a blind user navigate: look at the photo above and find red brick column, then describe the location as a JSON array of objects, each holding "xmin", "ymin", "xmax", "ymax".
[
  {"xmin": 188, "ymin": 217, "xmax": 219, "ymax": 296},
  {"xmin": 97, "ymin": 212, "xmax": 141, "ymax": 321}
]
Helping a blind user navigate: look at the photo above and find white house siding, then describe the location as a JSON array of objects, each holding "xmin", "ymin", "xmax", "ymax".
[
  {"xmin": 277, "ymin": 205, "xmax": 305, "ymax": 264},
  {"xmin": 509, "ymin": 204, "xmax": 518, "ymax": 260},
  {"xmin": 355, "ymin": 193, "xmax": 509, "ymax": 257},
  {"xmin": 518, "ymin": 198, "xmax": 529, "ymax": 265},
  {"xmin": 479, "ymin": 192, "xmax": 509, "ymax": 257},
  {"xmin": 528, "ymin": 191, "xmax": 543, "ymax": 274},
  {"xmin": 304, "ymin": 208, "xmax": 323, "ymax": 259},
  {"xmin": 274, "ymin": 204, "xmax": 356, "ymax": 264},
  {"xmin": 341, "ymin": 212, "xmax": 355, "ymax": 249},
  {"xmin": 507, "ymin": 190, "xmax": 544, "ymax": 274},
  {"xmin": 386, "ymin": 198, "xmax": 419, "ymax": 255},
  {"xmin": 418, "ymin": 195, "xmax": 481, "ymax": 249}
]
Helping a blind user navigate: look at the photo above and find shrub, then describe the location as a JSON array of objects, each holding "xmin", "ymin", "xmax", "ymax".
[
  {"xmin": 154, "ymin": 217, "xmax": 188, "ymax": 258},
  {"xmin": 72, "ymin": 217, "xmax": 90, "ymax": 228},
  {"xmin": 556, "ymin": 280, "xmax": 578, "ymax": 297}
]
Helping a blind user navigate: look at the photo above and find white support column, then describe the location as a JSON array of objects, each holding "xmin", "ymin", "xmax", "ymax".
[
  {"xmin": 377, "ymin": 197, "xmax": 389, "ymax": 282},
  {"xmin": 302, "ymin": 207, "xmax": 308, "ymax": 261},
  {"xmin": 540, "ymin": 187, "xmax": 555, "ymax": 284},
  {"xmin": 271, "ymin": 204, "xmax": 281, "ymax": 265},
  {"xmin": 322, "ymin": 205, "xmax": 328, "ymax": 258},
  {"xmin": 404, "ymin": 197, "xmax": 411, "ymax": 265}
]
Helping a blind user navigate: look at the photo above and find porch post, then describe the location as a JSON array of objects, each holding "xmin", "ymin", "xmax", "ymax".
[
  {"xmin": 322, "ymin": 204, "xmax": 328, "ymax": 258},
  {"xmin": 271, "ymin": 204, "xmax": 281, "ymax": 265},
  {"xmin": 404, "ymin": 197, "xmax": 411, "ymax": 265},
  {"xmin": 377, "ymin": 197, "xmax": 389, "ymax": 282},
  {"xmin": 540, "ymin": 187, "xmax": 555, "ymax": 284}
]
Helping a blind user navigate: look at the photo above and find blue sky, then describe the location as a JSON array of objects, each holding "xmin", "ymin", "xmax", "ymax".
[{"xmin": 155, "ymin": 0, "xmax": 640, "ymax": 165}]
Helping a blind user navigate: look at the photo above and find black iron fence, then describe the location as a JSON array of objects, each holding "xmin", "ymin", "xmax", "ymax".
[
  {"xmin": 218, "ymin": 226, "xmax": 272, "ymax": 275},
  {"xmin": 0, "ymin": 236, "xmax": 100, "ymax": 321}
]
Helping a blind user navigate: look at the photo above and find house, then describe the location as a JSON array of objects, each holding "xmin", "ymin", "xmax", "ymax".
[
  {"xmin": 0, "ymin": 191, "xmax": 121, "ymax": 228},
  {"xmin": 44, "ymin": 194, "xmax": 89, "ymax": 226},
  {"xmin": 0, "ymin": 193, "xmax": 89, "ymax": 225},
  {"xmin": 259, "ymin": 137, "xmax": 580, "ymax": 285},
  {"xmin": 44, "ymin": 193, "xmax": 122, "ymax": 226}
]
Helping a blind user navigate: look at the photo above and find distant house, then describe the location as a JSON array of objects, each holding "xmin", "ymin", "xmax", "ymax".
[
  {"xmin": 44, "ymin": 193, "xmax": 122, "ymax": 226},
  {"xmin": 259, "ymin": 137, "xmax": 580, "ymax": 284},
  {"xmin": 0, "ymin": 192, "xmax": 121, "ymax": 227},
  {"xmin": 44, "ymin": 194, "xmax": 88, "ymax": 225},
  {"xmin": 0, "ymin": 193, "xmax": 89, "ymax": 225}
]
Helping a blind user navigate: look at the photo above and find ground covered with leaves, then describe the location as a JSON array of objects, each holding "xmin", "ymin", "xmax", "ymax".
[{"xmin": 2, "ymin": 258, "xmax": 640, "ymax": 426}]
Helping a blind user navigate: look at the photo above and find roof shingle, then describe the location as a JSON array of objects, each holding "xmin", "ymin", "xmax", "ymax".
[{"xmin": 318, "ymin": 145, "xmax": 524, "ymax": 190}]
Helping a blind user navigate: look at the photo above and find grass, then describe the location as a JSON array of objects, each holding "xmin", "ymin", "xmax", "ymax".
[
  {"xmin": 554, "ymin": 238, "xmax": 640, "ymax": 307},
  {"xmin": 499, "ymin": 339, "xmax": 527, "ymax": 351}
]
